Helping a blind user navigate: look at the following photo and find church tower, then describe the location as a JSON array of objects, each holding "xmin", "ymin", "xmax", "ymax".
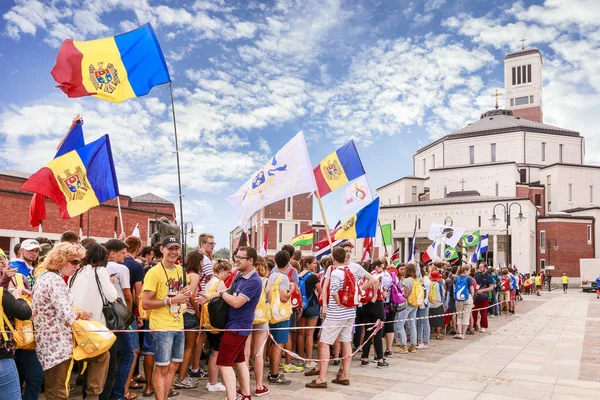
[{"xmin": 504, "ymin": 43, "xmax": 543, "ymax": 123}]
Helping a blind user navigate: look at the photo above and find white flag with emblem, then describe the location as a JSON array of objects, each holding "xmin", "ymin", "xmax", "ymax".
[
  {"xmin": 341, "ymin": 175, "xmax": 373, "ymax": 215},
  {"xmin": 227, "ymin": 132, "xmax": 317, "ymax": 230}
]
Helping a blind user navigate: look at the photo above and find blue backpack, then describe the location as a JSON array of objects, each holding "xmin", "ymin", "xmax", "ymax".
[
  {"xmin": 298, "ymin": 272, "xmax": 314, "ymax": 309},
  {"xmin": 454, "ymin": 275, "xmax": 469, "ymax": 302}
]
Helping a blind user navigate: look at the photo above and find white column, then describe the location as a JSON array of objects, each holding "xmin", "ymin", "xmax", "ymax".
[
  {"xmin": 9, "ymin": 237, "xmax": 18, "ymax": 259},
  {"xmin": 493, "ymin": 234, "xmax": 498, "ymax": 268},
  {"xmin": 404, "ymin": 237, "xmax": 409, "ymax": 263}
]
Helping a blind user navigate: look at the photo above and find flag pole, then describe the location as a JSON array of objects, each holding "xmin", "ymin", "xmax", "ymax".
[
  {"xmin": 315, "ymin": 190, "xmax": 334, "ymax": 254},
  {"xmin": 116, "ymin": 196, "xmax": 125, "ymax": 235},
  {"xmin": 377, "ymin": 220, "xmax": 388, "ymax": 254},
  {"xmin": 169, "ymin": 82, "xmax": 186, "ymax": 261}
]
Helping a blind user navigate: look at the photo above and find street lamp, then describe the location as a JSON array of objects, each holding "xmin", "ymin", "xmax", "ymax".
[
  {"xmin": 545, "ymin": 238, "xmax": 559, "ymax": 268},
  {"xmin": 181, "ymin": 221, "xmax": 195, "ymax": 263},
  {"xmin": 489, "ymin": 202, "xmax": 526, "ymax": 266}
]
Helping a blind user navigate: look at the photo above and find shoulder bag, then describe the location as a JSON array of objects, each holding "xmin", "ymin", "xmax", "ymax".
[{"xmin": 94, "ymin": 268, "xmax": 134, "ymax": 331}]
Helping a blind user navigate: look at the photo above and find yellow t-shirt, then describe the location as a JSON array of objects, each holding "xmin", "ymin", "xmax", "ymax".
[
  {"xmin": 561, "ymin": 275, "xmax": 569, "ymax": 284},
  {"xmin": 142, "ymin": 262, "xmax": 188, "ymax": 331},
  {"xmin": 535, "ymin": 276, "xmax": 541, "ymax": 285}
]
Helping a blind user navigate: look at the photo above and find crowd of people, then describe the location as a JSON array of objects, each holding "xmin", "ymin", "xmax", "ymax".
[{"xmin": 0, "ymin": 231, "xmax": 531, "ymax": 400}]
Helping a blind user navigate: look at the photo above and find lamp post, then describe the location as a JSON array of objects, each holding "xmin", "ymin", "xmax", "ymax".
[
  {"xmin": 489, "ymin": 202, "xmax": 526, "ymax": 266},
  {"xmin": 181, "ymin": 221, "xmax": 195, "ymax": 263},
  {"xmin": 545, "ymin": 238, "xmax": 559, "ymax": 269}
]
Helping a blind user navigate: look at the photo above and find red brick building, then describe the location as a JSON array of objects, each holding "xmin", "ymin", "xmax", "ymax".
[{"xmin": 0, "ymin": 170, "xmax": 176, "ymax": 257}]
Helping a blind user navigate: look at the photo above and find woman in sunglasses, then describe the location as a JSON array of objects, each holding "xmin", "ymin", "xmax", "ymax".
[{"xmin": 32, "ymin": 242, "xmax": 109, "ymax": 400}]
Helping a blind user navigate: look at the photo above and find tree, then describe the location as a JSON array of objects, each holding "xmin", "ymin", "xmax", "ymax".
[{"xmin": 213, "ymin": 247, "xmax": 230, "ymax": 260}]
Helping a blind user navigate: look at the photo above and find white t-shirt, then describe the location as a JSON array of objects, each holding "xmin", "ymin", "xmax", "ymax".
[
  {"xmin": 327, "ymin": 263, "xmax": 367, "ymax": 321},
  {"xmin": 69, "ymin": 265, "xmax": 118, "ymax": 325},
  {"xmin": 199, "ymin": 257, "xmax": 214, "ymax": 293},
  {"xmin": 106, "ymin": 261, "xmax": 131, "ymax": 301}
]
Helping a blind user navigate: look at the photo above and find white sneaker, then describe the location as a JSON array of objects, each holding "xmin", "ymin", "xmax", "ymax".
[
  {"xmin": 174, "ymin": 376, "xmax": 197, "ymax": 389},
  {"xmin": 417, "ymin": 343, "xmax": 428, "ymax": 349},
  {"xmin": 480, "ymin": 328, "xmax": 486, "ymax": 333},
  {"xmin": 206, "ymin": 382, "xmax": 226, "ymax": 392}
]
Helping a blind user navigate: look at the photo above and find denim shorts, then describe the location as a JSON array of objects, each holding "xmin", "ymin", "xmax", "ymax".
[
  {"xmin": 130, "ymin": 320, "xmax": 140, "ymax": 351},
  {"xmin": 302, "ymin": 304, "xmax": 319, "ymax": 319},
  {"xmin": 183, "ymin": 313, "xmax": 200, "ymax": 330},
  {"xmin": 142, "ymin": 320, "xmax": 153, "ymax": 355},
  {"xmin": 269, "ymin": 320, "xmax": 290, "ymax": 344},
  {"xmin": 152, "ymin": 330, "xmax": 184, "ymax": 366}
]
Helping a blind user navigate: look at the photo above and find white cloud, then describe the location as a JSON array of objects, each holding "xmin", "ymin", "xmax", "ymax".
[{"xmin": 424, "ymin": 0, "xmax": 447, "ymax": 13}]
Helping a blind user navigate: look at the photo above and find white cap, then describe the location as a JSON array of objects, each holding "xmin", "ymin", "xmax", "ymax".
[{"xmin": 21, "ymin": 239, "xmax": 41, "ymax": 251}]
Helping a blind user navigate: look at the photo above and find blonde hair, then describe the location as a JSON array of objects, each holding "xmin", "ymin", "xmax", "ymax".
[
  {"xmin": 213, "ymin": 259, "xmax": 232, "ymax": 274},
  {"xmin": 255, "ymin": 256, "xmax": 269, "ymax": 278},
  {"xmin": 44, "ymin": 242, "xmax": 86, "ymax": 271},
  {"xmin": 198, "ymin": 233, "xmax": 215, "ymax": 246}
]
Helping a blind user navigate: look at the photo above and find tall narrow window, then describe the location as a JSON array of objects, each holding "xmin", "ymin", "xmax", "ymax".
[
  {"xmin": 411, "ymin": 186, "xmax": 417, "ymax": 202},
  {"xmin": 517, "ymin": 66, "xmax": 521, "ymax": 84},
  {"xmin": 278, "ymin": 223, "xmax": 283, "ymax": 242},
  {"xmin": 495, "ymin": 182, "xmax": 499, "ymax": 196},
  {"xmin": 469, "ymin": 146, "xmax": 475, "ymax": 164},
  {"xmin": 547, "ymin": 175, "xmax": 552, "ymax": 212},
  {"xmin": 530, "ymin": 95, "xmax": 534, "ymax": 103},
  {"xmin": 522, "ymin": 64, "xmax": 527, "ymax": 83},
  {"xmin": 559, "ymin": 144, "xmax": 563, "ymax": 163},
  {"xmin": 418, "ymin": 218, "xmax": 421, "ymax": 229},
  {"xmin": 286, "ymin": 197, "xmax": 291, "ymax": 212},
  {"xmin": 512, "ymin": 67, "xmax": 516, "ymax": 86},
  {"xmin": 541, "ymin": 142, "xmax": 546, "ymax": 162},
  {"xmin": 569, "ymin": 183, "xmax": 573, "ymax": 201},
  {"xmin": 478, "ymin": 216, "xmax": 481, "ymax": 227},
  {"xmin": 444, "ymin": 186, "xmax": 447, "ymax": 198},
  {"xmin": 491, "ymin": 143, "xmax": 496, "ymax": 162},
  {"xmin": 588, "ymin": 225, "xmax": 592, "ymax": 243},
  {"xmin": 540, "ymin": 231, "xmax": 546, "ymax": 251},
  {"xmin": 295, "ymin": 224, "xmax": 299, "ymax": 236},
  {"xmin": 510, "ymin": 98, "xmax": 514, "ymax": 107},
  {"xmin": 527, "ymin": 64, "xmax": 532, "ymax": 83},
  {"xmin": 540, "ymin": 259, "xmax": 546, "ymax": 270},
  {"xmin": 315, "ymin": 230, "xmax": 319, "ymax": 243},
  {"xmin": 393, "ymin": 220, "xmax": 396, "ymax": 230},
  {"xmin": 423, "ymin": 158, "xmax": 427, "ymax": 175},
  {"xmin": 535, "ymin": 194, "xmax": 541, "ymax": 206},
  {"xmin": 591, "ymin": 185, "xmax": 594, "ymax": 203},
  {"xmin": 432, "ymin": 154, "xmax": 435, "ymax": 169}
]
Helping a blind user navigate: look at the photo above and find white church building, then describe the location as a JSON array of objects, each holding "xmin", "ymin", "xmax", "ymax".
[{"xmin": 377, "ymin": 46, "xmax": 597, "ymax": 277}]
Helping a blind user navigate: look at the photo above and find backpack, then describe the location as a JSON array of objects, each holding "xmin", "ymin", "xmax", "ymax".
[
  {"xmin": 336, "ymin": 267, "xmax": 359, "ymax": 308},
  {"xmin": 407, "ymin": 278, "xmax": 424, "ymax": 307},
  {"xmin": 389, "ymin": 274, "xmax": 407, "ymax": 312},
  {"xmin": 72, "ymin": 319, "xmax": 117, "ymax": 360},
  {"xmin": 202, "ymin": 278, "xmax": 221, "ymax": 333},
  {"xmin": 298, "ymin": 272, "xmax": 315, "ymax": 309},
  {"xmin": 269, "ymin": 274, "xmax": 293, "ymax": 324},
  {"xmin": 358, "ymin": 276, "xmax": 375, "ymax": 304},
  {"xmin": 253, "ymin": 278, "xmax": 271, "ymax": 325},
  {"xmin": 454, "ymin": 276, "xmax": 470, "ymax": 302},
  {"xmin": 500, "ymin": 276, "xmax": 510, "ymax": 291},
  {"xmin": 287, "ymin": 268, "xmax": 302, "ymax": 310},
  {"xmin": 11, "ymin": 274, "xmax": 35, "ymax": 350},
  {"xmin": 428, "ymin": 280, "xmax": 438, "ymax": 304}
]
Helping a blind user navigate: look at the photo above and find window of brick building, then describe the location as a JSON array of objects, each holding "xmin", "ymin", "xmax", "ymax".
[
  {"xmin": 534, "ymin": 194, "xmax": 541, "ymax": 207},
  {"xmin": 588, "ymin": 225, "xmax": 592, "ymax": 244}
]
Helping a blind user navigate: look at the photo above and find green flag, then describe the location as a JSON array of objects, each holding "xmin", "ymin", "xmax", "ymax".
[
  {"xmin": 381, "ymin": 224, "xmax": 392, "ymax": 247},
  {"xmin": 443, "ymin": 246, "xmax": 459, "ymax": 261},
  {"xmin": 462, "ymin": 230, "xmax": 480, "ymax": 247}
]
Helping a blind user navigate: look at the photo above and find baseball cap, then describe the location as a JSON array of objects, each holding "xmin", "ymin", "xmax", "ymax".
[
  {"xmin": 39, "ymin": 243, "xmax": 53, "ymax": 259},
  {"xmin": 21, "ymin": 239, "xmax": 41, "ymax": 251},
  {"xmin": 161, "ymin": 235, "xmax": 181, "ymax": 249}
]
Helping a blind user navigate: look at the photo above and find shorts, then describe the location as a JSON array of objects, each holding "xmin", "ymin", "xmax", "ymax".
[
  {"xmin": 130, "ymin": 320, "xmax": 140, "ymax": 351},
  {"xmin": 510, "ymin": 289, "xmax": 516, "ymax": 301},
  {"xmin": 207, "ymin": 332, "xmax": 222, "ymax": 351},
  {"xmin": 183, "ymin": 313, "xmax": 200, "ymax": 330},
  {"xmin": 252, "ymin": 322, "xmax": 269, "ymax": 332},
  {"xmin": 269, "ymin": 320, "xmax": 290, "ymax": 344},
  {"xmin": 142, "ymin": 320, "xmax": 153, "ymax": 355},
  {"xmin": 499, "ymin": 290, "xmax": 510, "ymax": 305},
  {"xmin": 216, "ymin": 331, "xmax": 248, "ymax": 367},
  {"xmin": 319, "ymin": 317, "xmax": 354, "ymax": 345},
  {"xmin": 151, "ymin": 331, "xmax": 184, "ymax": 366},
  {"xmin": 302, "ymin": 304, "xmax": 320, "ymax": 319},
  {"xmin": 448, "ymin": 298, "xmax": 456, "ymax": 314}
]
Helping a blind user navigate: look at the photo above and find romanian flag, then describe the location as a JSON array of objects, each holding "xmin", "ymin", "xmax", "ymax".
[
  {"xmin": 51, "ymin": 23, "xmax": 170, "ymax": 103},
  {"xmin": 21, "ymin": 135, "xmax": 119, "ymax": 220},
  {"xmin": 462, "ymin": 230, "xmax": 480, "ymax": 247},
  {"xmin": 313, "ymin": 141, "xmax": 365, "ymax": 197},
  {"xmin": 334, "ymin": 197, "xmax": 380, "ymax": 241},
  {"xmin": 292, "ymin": 230, "xmax": 314, "ymax": 247}
]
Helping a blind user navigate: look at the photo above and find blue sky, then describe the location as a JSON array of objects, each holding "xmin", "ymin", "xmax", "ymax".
[{"xmin": 1, "ymin": 0, "xmax": 599, "ymax": 248}]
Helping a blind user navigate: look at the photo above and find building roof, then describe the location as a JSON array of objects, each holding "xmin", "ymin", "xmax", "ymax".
[
  {"xmin": 131, "ymin": 193, "xmax": 172, "ymax": 205},
  {"xmin": 540, "ymin": 162, "xmax": 599, "ymax": 170},
  {"xmin": 381, "ymin": 196, "xmax": 531, "ymax": 208},
  {"xmin": 376, "ymin": 176, "xmax": 426, "ymax": 191},
  {"xmin": 504, "ymin": 48, "xmax": 542, "ymax": 60},
  {"xmin": 446, "ymin": 190, "xmax": 480, "ymax": 197},
  {"xmin": 0, "ymin": 170, "xmax": 31, "ymax": 179},
  {"xmin": 416, "ymin": 109, "xmax": 579, "ymax": 155}
]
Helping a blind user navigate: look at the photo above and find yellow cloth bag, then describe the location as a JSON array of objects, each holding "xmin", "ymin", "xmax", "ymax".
[
  {"xmin": 11, "ymin": 274, "xmax": 35, "ymax": 350},
  {"xmin": 72, "ymin": 319, "xmax": 116, "ymax": 361},
  {"xmin": 269, "ymin": 275, "xmax": 292, "ymax": 324},
  {"xmin": 201, "ymin": 279, "xmax": 220, "ymax": 334},
  {"xmin": 253, "ymin": 277, "xmax": 271, "ymax": 325}
]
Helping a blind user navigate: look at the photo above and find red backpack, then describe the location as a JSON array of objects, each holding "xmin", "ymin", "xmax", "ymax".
[
  {"xmin": 288, "ymin": 268, "xmax": 302, "ymax": 310},
  {"xmin": 337, "ymin": 267, "xmax": 359, "ymax": 308},
  {"xmin": 358, "ymin": 276, "xmax": 374, "ymax": 304},
  {"xmin": 500, "ymin": 275, "xmax": 510, "ymax": 291}
]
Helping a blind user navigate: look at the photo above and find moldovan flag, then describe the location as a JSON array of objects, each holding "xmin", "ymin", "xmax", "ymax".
[
  {"xmin": 51, "ymin": 23, "xmax": 170, "ymax": 102},
  {"xmin": 292, "ymin": 230, "xmax": 314, "ymax": 247},
  {"xmin": 21, "ymin": 135, "xmax": 120, "ymax": 220},
  {"xmin": 334, "ymin": 197, "xmax": 380, "ymax": 241},
  {"xmin": 227, "ymin": 132, "xmax": 317, "ymax": 229},
  {"xmin": 313, "ymin": 141, "xmax": 365, "ymax": 197}
]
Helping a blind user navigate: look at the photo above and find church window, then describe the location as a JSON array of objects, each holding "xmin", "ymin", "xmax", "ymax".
[
  {"xmin": 444, "ymin": 186, "xmax": 447, "ymax": 197},
  {"xmin": 559, "ymin": 144, "xmax": 563, "ymax": 163},
  {"xmin": 278, "ymin": 223, "xmax": 283, "ymax": 242},
  {"xmin": 510, "ymin": 98, "xmax": 514, "ymax": 107},
  {"xmin": 522, "ymin": 64, "xmax": 527, "ymax": 83},
  {"xmin": 478, "ymin": 216, "xmax": 481, "ymax": 227},
  {"xmin": 411, "ymin": 186, "xmax": 417, "ymax": 202},
  {"xmin": 517, "ymin": 66, "xmax": 521, "ymax": 84},
  {"xmin": 569, "ymin": 184, "xmax": 573, "ymax": 202},
  {"xmin": 287, "ymin": 197, "xmax": 291, "ymax": 212},
  {"xmin": 527, "ymin": 64, "xmax": 532, "ymax": 83},
  {"xmin": 512, "ymin": 67, "xmax": 516, "ymax": 86},
  {"xmin": 515, "ymin": 96, "xmax": 528, "ymax": 106},
  {"xmin": 491, "ymin": 143, "xmax": 496, "ymax": 162},
  {"xmin": 541, "ymin": 142, "xmax": 546, "ymax": 161},
  {"xmin": 535, "ymin": 194, "xmax": 541, "ymax": 206},
  {"xmin": 295, "ymin": 224, "xmax": 299, "ymax": 236},
  {"xmin": 591, "ymin": 185, "xmax": 594, "ymax": 203},
  {"xmin": 495, "ymin": 182, "xmax": 499, "ymax": 196},
  {"xmin": 469, "ymin": 146, "xmax": 474, "ymax": 164},
  {"xmin": 393, "ymin": 220, "xmax": 396, "ymax": 230},
  {"xmin": 418, "ymin": 218, "xmax": 421, "ymax": 229}
]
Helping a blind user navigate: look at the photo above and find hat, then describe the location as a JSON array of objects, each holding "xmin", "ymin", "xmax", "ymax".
[
  {"xmin": 430, "ymin": 271, "xmax": 442, "ymax": 281},
  {"xmin": 39, "ymin": 243, "xmax": 53, "ymax": 259},
  {"xmin": 161, "ymin": 235, "xmax": 181, "ymax": 249},
  {"xmin": 21, "ymin": 239, "xmax": 41, "ymax": 251}
]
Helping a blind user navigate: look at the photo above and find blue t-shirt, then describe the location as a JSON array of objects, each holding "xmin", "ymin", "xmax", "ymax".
[
  {"xmin": 226, "ymin": 269, "xmax": 262, "ymax": 336},
  {"xmin": 474, "ymin": 272, "xmax": 495, "ymax": 302},
  {"xmin": 122, "ymin": 256, "xmax": 145, "ymax": 289},
  {"xmin": 595, "ymin": 277, "xmax": 600, "ymax": 288}
]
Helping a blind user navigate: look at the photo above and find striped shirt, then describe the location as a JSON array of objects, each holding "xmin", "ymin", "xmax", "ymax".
[
  {"xmin": 199, "ymin": 257, "xmax": 213, "ymax": 293},
  {"xmin": 327, "ymin": 263, "xmax": 367, "ymax": 321}
]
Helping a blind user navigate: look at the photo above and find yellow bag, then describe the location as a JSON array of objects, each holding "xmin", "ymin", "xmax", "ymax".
[
  {"xmin": 269, "ymin": 275, "xmax": 292, "ymax": 324},
  {"xmin": 253, "ymin": 278, "xmax": 271, "ymax": 325},
  {"xmin": 201, "ymin": 279, "xmax": 220, "ymax": 333},
  {"xmin": 408, "ymin": 278, "xmax": 424, "ymax": 307},
  {"xmin": 33, "ymin": 264, "xmax": 46, "ymax": 280},
  {"xmin": 138, "ymin": 293, "xmax": 150, "ymax": 321},
  {"xmin": 0, "ymin": 288, "xmax": 10, "ymax": 343},
  {"xmin": 72, "ymin": 319, "xmax": 116, "ymax": 360},
  {"xmin": 12, "ymin": 274, "xmax": 35, "ymax": 350}
]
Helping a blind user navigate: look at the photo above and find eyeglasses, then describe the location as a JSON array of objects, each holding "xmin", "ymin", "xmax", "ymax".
[
  {"xmin": 69, "ymin": 259, "xmax": 81, "ymax": 265},
  {"xmin": 235, "ymin": 256, "xmax": 250, "ymax": 261},
  {"xmin": 207, "ymin": 242, "xmax": 216, "ymax": 246}
]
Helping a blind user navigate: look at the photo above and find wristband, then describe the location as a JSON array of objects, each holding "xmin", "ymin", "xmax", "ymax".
[{"xmin": 165, "ymin": 298, "xmax": 169, "ymax": 307}]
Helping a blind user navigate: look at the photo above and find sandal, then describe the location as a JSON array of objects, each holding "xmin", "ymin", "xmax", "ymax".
[
  {"xmin": 130, "ymin": 381, "xmax": 143, "ymax": 389},
  {"xmin": 125, "ymin": 392, "xmax": 138, "ymax": 400},
  {"xmin": 332, "ymin": 378, "xmax": 350, "ymax": 386},
  {"xmin": 134, "ymin": 374, "xmax": 147, "ymax": 384},
  {"xmin": 305, "ymin": 379, "xmax": 327, "ymax": 389},
  {"xmin": 168, "ymin": 389, "xmax": 180, "ymax": 397},
  {"xmin": 142, "ymin": 391, "xmax": 153, "ymax": 398}
]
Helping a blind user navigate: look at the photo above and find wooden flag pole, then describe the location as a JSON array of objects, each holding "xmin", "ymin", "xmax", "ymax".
[
  {"xmin": 315, "ymin": 190, "xmax": 334, "ymax": 254},
  {"xmin": 116, "ymin": 196, "xmax": 125, "ymax": 235}
]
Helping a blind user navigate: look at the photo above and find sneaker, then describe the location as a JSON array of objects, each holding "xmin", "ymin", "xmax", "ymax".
[
  {"xmin": 466, "ymin": 329, "xmax": 475, "ymax": 335},
  {"xmin": 305, "ymin": 361, "xmax": 317, "ymax": 369},
  {"xmin": 408, "ymin": 345, "xmax": 416, "ymax": 353},
  {"xmin": 236, "ymin": 394, "xmax": 251, "ymax": 400},
  {"xmin": 189, "ymin": 367, "xmax": 208, "ymax": 378},
  {"xmin": 384, "ymin": 350, "xmax": 393, "ymax": 357},
  {"xmin": 394, "ymin": 346, "xmax": 408, "ymax": 354},
  {"xmin": 255, "ymin": 385, "xmax": 270, "ymax": 397},
  {"xmin": 268, "ymin": 373, "xmax": 291, "ymax": 385},
  {"xmin": 206, "ymin": 382, "xmax": 226, "ymax": 392},
  {"xmin": 283, "ymin": 364, "xmax": 304, "ymax": 373},
  {"xmin": 360, "ymin": 360, "xmax": 369, "ymax": 367},
  {"xmin": 417, "ymin": 343, "xmax": 428, "ymax": 350},
  {"xmin": 377, "ymin": 360, "xmax": 389, "ymax": 368},
  {"xmin": 480, "ymin": 328, "xmax": 486, "ymax": 333},
  {"xmin": 174, "ymin": 376, "xmax": 197, "ymax": 389}
]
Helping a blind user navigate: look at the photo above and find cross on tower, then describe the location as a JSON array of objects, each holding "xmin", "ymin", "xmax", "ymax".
[
  {"xmin": 459, "ymin": 178, "xmax": 466, "ymax": 191},
  {"xmin": 491, "ymin": 89, "xmax": 503, "ymax": 110},
  {"xmin": 520, "ymin": 36, "xmax": 527, "ymax": 49}
]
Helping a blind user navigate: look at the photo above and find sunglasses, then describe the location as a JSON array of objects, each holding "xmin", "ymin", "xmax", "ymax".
[{"xmin": 69, "ymin": 259, "xmax": 81, "ymax": 265}]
